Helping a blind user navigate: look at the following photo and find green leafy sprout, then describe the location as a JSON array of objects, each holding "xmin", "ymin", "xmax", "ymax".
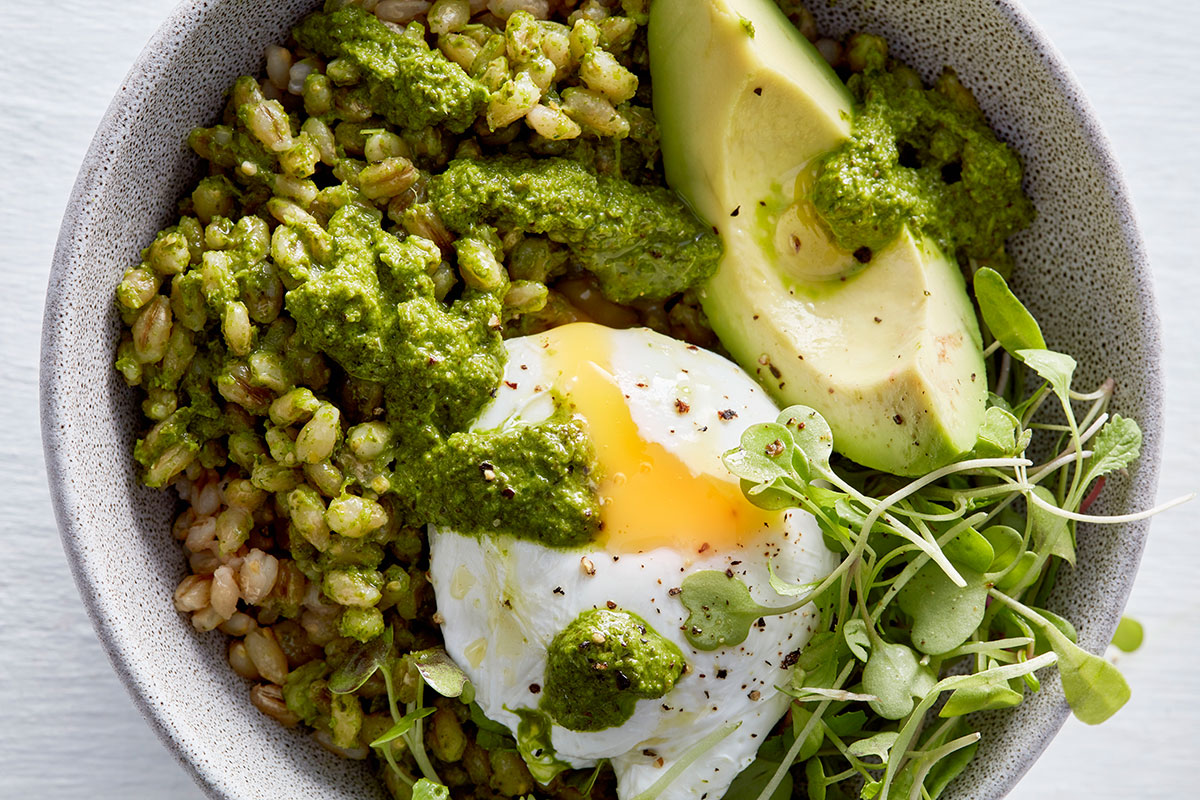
[
  {"xmin": 676, "ymin": 267, "xmax": 1191, "ymax": 800},
  {"xmin": 327, "ymin": 635, "xmax": 476, "ymax": 793}
]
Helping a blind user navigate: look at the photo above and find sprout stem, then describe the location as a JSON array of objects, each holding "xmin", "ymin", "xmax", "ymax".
[{"xmin": 1025, "ymin": 487, "xmax": 1194, "ymax": 524}]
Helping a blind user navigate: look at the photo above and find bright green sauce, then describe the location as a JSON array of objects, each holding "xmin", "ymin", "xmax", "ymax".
[
  {"xmin": 280, "ymin": 194, "xmax": 601, "ymax": 546},
  {"xmin": 813, "ymin": 56, "xmax": 1035, "ymax": 267},
  {"xmin": 292, "ymin": 5, "xmax": 487, "ymax": 133},
  {"xmin": 542, "ymin": 608, "xmax": 686, "ymax": 731},
  {"xmin": 430, "ymin": 155, "xmax": 722, "ymax": 303}
]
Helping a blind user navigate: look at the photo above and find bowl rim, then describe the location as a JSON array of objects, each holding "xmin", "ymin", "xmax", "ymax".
[{"xmin": 41, "ymin": 0, "xmax": 1162, "ymax": 798}]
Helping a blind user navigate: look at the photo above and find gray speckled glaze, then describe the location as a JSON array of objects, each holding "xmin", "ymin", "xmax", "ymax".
[{"xmin": 41, "ymin": 1, "xmax": 1161, "ymax": 798}]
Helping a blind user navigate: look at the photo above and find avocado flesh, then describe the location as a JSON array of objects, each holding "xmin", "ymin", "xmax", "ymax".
[{"xmin": 649, "ymin": 0, "xmax": 986, "ymax": 476}]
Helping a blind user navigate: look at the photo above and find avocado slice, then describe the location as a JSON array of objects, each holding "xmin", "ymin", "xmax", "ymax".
[{"xmin": 649, "ymin": 0, "xmax": 986, "ymax": 476}]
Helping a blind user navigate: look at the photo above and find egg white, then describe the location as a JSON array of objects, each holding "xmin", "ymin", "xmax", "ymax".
[{"xmin": 429, "ymin": 326, "xmax": 837, "ymax": 800}]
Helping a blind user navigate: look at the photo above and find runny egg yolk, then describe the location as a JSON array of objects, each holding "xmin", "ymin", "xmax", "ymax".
[{"xmin": 537, "ymin": 323, "xmax": 780, "ymax": 555}]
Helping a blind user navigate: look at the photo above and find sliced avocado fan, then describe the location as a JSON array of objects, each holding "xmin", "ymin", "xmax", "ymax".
[{"xmin": 649, "ymin": 0, "xmax": 987, "ymax": 476}]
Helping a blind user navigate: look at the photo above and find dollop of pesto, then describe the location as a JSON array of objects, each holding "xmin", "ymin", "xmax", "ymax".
[
  {"xmin": 293, "ymin": 5, "xmax": 487, "ymax": 133},
  {"xmin": 279, "ymin": 190, "xmax": 600, "ymax": 546},
  {"xmin": 813, "ymin": 51, "xmax": 1035, "ymax": 266},
  {"xmin": 285, "ymin": 198, "xmax": 505, "ymax": 435},
  {"xmin": 430, "ymin": 156, "xmax": 721, "ymax": 303},
  {"xmin": 414, "ymin": 415, "xmax": 600, "ymax": 548},
  {"xmin": 542, "ymin": 608, "xmax": 686, "ymax": 731}
]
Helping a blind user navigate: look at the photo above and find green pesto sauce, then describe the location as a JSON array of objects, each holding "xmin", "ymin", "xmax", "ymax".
[
  {"xmin": 812, "ymin": 63, "xmax": 1035, "ymax": 265},
  {"xmin": 281, "ymin": 192, "xmax": 599, "ymax": 546},
  {"xmin": 292, "ymin": 5, "xmax": 487, "ymax": 133},
  {"xmin": 410, "ymin": 412, "xmax": 601, "ymax": 547},
  {"xmin": 285, "ymin": 198, "xmax": 505, "ymax": 434},
  {"xmin": 429, "ymin": 156, "xmax": 721, "ymax": 303},
  {"xmin": 542, "ymin": 608, "xmax": 686, "ymax": 731},
  {"xmin": 188, "ymin": 125, "xmax": 277, "ymax": 184}
]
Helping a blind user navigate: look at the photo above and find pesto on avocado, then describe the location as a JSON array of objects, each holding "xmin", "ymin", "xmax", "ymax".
[
  {"xmin": 430, "ymin": 156, "xmax": 722, "ymax": 303},
  {"xmin": 293, "ymin": 5, "xmax": 487, "ymax": 133},
  {"xmin": 812, "ymin": 43, "xmax": 1035, "ymax": 266},
  {"xmin": 542, "ymin": 608, "xmax": 686, "ymax": 731}
]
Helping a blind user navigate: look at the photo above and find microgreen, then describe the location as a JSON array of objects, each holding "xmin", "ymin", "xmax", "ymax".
[
  {"xmin": 862, "ymin": 642, "xmax": 936, "ymax": 720},
  {"xmin": 991, "ymin": 590, "xmax": 1130, "ymax": 725},
  {"xmin": 411, "ymin": 647, "xmax": 471, "ymax": 698},
  {"xmin": 897, "ymin": 563, "xmax": 988, "ymax": 655},
  {"xmin": 980, "ymin": 524, "xmax": 1022, "ymax": 573},
  {"xmin": 972, "ymin": 405, "xmax": 1030, "ymax": 459},
  {"xmin": 469, "ymin": 701, "xmax": 511, "ymax": 752},
  {"xmin": 1018, "ymin": 348, "xmax": 1076, "ymax": 405},
  {"xmin": 327, "ymin": 625, "xmax": 392, "ymax": 695},
  {"xmin": 711, "ymin": 266, "xmax": 1189, "ymax": 800},
  {"xmin": 1028, "ymin": 485, "xmax": 1075, "ymax": 566},
  {"xmin": 369, "ymin": 706, "xmax": 436, "ymax": 747},
  {"xmin": 786, "ymin": 707, "xmax": 825, "ymax": 760},
  {"xmin": 938, "ymin": 677, "xmax": 1023, "ymax": 717},
  {"xmin": 973, "ymin": 266, "xmax": 1046, "ymax": 353},
  {"xmin": 751, "ymin": 663, "xmax": 855, "ymax": 800},
  {"xmin": 842, "ymin": 618, "xmax": 872, "ymax": 661},
  {"xmin": 877, "ymin": 652, "xmax": 1059, "ymax": 798},
  {"xmin": 892, "ymin": 730, "xmax": 980, "ymax": 800},
  {"xmin": 679, "ymin": 569, "xmax": 777, "ymax": 649},
  {"xmin": 724, "ymin": 754, "xmax": 793, "ymax": 800},
  {"xmin": 376, "ymin": 646, "xmax": 440, "ymax": 786},
  {"xmin": 847, "ymin": 731, "xmax": 899, "ymax": 764},
  {"xmin": 1112, "ymin": 616, "xmax": 1145, "ymax": 653},
  {"xmin": 1081, "ymin": 414, "xmax": 1142, "ymax": 488},
  {"xmin": 940, "ymin": 524, "xmax": 993, "ymax": 573},
  {"xmin": 628, "ymin": 723, "xmax": 741, "ymax": 800}
]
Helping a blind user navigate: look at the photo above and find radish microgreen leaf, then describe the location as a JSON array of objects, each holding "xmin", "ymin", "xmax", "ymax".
[
  {"xmin": 678, "ymin": 570, "xmax": 774, "ymax": 650},
  {"xmin": 1082, "ymin": 414, "xmax": 1142, "ymax": 486},
  {"xmin": 862, "ymin": 642, "xmax": 936, "ymax": 720},
  {"xmin": 991, "ymin": 591, "xmax": 1130, "ymax": 724},
  {"xmin": 974, "ymin": 267, "xmax": 1046, "ymax": 353},
  {"xmin": 1112, "ymin": 616, "xmax": 1144, "ymax": 653},
  {"xmin": 328, "ymin": 625, "xmax": 393, "ymax": 695},
  {"xmin": 370, "ymin": 706, "xmax": 436, "ymax": 747},
  {"xmin": 411, "ymin": 647, "xmax": 470, "ymax": 698},
  {"xmin": 938, "ymin": 679, "xmax": 1023, "ymax": 717},
  {"xmin": 897, "ymin": 563, "xmax": 988, "ymax": 655},
  {"xmin": 941, "ymin": 525, "xmax": 994, "ymax": 573},
  {"xmin": 842, "ymin": 618, "xmax": 872, "ymax": 661}
]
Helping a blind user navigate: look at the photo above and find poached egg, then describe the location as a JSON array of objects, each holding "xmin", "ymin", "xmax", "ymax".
[{"xmin": 429, "ymin": 323, "xmax": 835, "ymax": 800}]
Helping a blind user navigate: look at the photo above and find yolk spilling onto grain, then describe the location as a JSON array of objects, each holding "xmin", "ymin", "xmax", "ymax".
[{"xmin": 539, "ymin": 323, "xmax": 778, "ymax": 554}]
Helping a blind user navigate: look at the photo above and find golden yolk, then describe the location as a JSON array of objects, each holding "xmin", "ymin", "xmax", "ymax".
[{"xmin": 538, "ymin": 323, "xmax": 780, "ymax": 555}]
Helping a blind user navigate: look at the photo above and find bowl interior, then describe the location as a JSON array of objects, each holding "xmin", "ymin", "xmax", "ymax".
[{"xmin": 42, "ymin": 1, "xmax": 1160, "ymax": 798}]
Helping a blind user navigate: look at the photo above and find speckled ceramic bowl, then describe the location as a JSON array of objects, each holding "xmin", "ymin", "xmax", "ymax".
[{"xmin": 42, "ymin": 1, "xmax": 1161, "ymax": 798}]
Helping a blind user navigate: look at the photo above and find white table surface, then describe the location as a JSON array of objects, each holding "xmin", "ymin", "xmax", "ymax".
[{"xmin": 1, "ymin": 0, "xmax": 1196, "ymax": 797}]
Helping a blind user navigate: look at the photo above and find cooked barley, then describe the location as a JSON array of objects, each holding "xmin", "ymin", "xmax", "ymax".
[
  {"xmin": 239, "ymin": 548, "xmax": 280, "ymax": 605},
  {"xmin": 250, "ymin": 682, "xmax": 300, "ymax": 726},
  {"xmin": 174, "ymin": 574, "xmax": 212, "ymax": 613},
  {"xmin": 229, "ymin": 639, "xmax": 260, "ymax": 679},
  {"xmin": 211, "ymin": 565, "xmax": 241, "ymax": 620},
  {"xmin": 245, "ymin": 628, "xmax": 289, "ymax": 685}
]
